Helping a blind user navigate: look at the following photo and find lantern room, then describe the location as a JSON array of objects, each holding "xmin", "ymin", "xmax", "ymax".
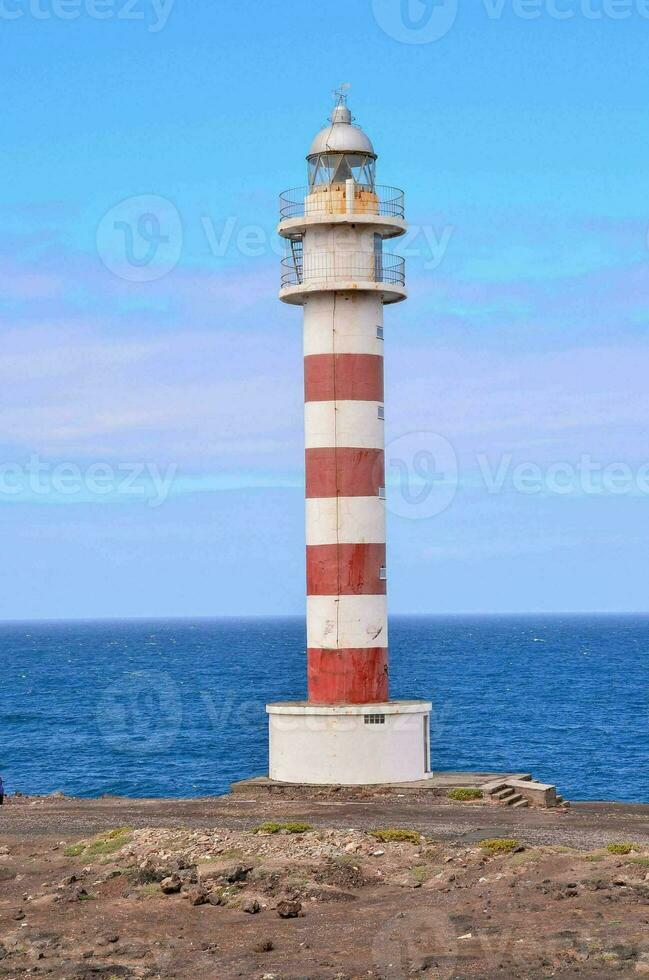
[{"xmin": 306, "ymin": 99, "xmax": 377, "ymax": 191}]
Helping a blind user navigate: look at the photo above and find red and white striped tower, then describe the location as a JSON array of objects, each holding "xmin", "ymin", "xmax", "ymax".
[{"xmin": 267, "ymin": 93, "xmax": 432, "ymax": 785}]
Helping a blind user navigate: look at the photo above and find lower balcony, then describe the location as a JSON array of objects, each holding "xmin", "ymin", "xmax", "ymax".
[{"xmin": 280, "ymin": 250, "xmax": 406, "ymax": 306}]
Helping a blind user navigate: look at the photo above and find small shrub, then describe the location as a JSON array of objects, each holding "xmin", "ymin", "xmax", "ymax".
[
  {"xmin": 105, "ymin": 827, "xmax": 132, "ymax": 839},
  {"xmin": 480, "ymin": 838, "xmax": 520, "ymax": 855},
  {"xmin": 253, "ymin": 821, "xmax": 312, "ymax": 835},
  {"xmin": 136, "ymin": 883, "xmax": 161, "ymax": 899},
  {"xmin": 606, "ymin": 842, "xmax": 638, "ymax": 855},
  {"xmin": 410, "ymin": 864, "xmax": 431, "ymax": 884},
  {"xmin": 627, "ymin": 856, "xmax": 649, "ymax": 867},
  {"xmin": 371, "ymin": 829, "xmax": 421, "ymax": 844},
  {"xmin": 447, "ymin": 788, "xmax": 483, "ymax": 802},
  {"xmin": 63, "ymin": 843, "xmax": 85, "ymax": 857}
]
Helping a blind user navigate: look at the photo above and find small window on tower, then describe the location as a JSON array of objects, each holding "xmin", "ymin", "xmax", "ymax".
[
  {"xmin": 364, "ymin": 714, "xmax": 386, "ymax": 725},
  {"xmin": 378, "ymin": 405, "xmax": 385, "ymax": 420},
  {"xmin": 379, "ymin": 566, "xmax": 387, "ymax": 581},
  {"xmin": 378, "ymin": 487, "xmax": 386, "ymax": 500},
  {"xmin": 376, "ymin": 325, "xmax": 384, "ymax": 340}
]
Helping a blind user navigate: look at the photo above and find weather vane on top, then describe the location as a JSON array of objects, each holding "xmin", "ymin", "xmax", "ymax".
[{"xmin": 333, "ymin": 83, "xmax": 351, "ymax": 106}]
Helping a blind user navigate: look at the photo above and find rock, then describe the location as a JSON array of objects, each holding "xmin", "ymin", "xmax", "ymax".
[
  {"xmin": 0, "ymin": 846, "xmax": 9, "ymax": 856},
  {"xmin": 14, "ymin": 909, "xmax": 25, "ymax": 920},
  {"xmin": 207, "ymin": 892, "xmax": 224, "ymax": 906},
  {"xmin": 277, "ymin": 899, "xmax": 301, "ymax": 919},
  {"xmin": 187, "ymin": 888, "xmax": 209, "ymax": 906},
  {"xmin": 608, "ymin": 944, "xmax": 637, "ymax": 961},
  {"xmin": 242, "ymin": 897, "xmax": 261, "ymax": 914},
  {"xmin": 197, "ymin": 861, "xmax": 253, "ymax": 885},
  {"xmin": 255, "ymin": 939, "xmax": 274, "ymax": 952},
  {"xmin": 111, "ymin": 941, "xmax": 148, "ymax": 959},
  {"xmin": 160, "ymin": 875, "xmax": 182, "ymax": 894},
  {"xmin": 411, "ymin": 954, "xmax": 440, "ymax": 973}
]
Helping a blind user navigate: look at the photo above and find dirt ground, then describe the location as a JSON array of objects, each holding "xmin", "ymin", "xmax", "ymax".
[{"xmin": 1, "ymin": 790, "xmax": 649, "ymax": 979}]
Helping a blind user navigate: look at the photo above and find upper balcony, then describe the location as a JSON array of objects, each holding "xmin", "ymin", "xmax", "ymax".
[{"xmin": 278, "ymin": 184, "xmax": 406, "ymax": 240}]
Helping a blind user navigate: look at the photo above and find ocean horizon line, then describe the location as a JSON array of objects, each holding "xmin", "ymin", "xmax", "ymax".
[{"xmin": 1, "ymin": 610, "xmax": 649, "ymax": 627}]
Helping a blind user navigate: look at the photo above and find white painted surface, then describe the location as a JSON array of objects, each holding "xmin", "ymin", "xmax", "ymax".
[
  {"xmin": 307, "ymin": 594, "xmax": 387, "ymax": 649},
  {"xmin": 305, "ymin": 400, "xmax": 384, "ymax": 450},
  {"xmin": 267, "ymin": 700, "xmax": 433, "ymax": 784},
  {"xmin": 278, "ymin": 213, "xmax": 406, "ymax": 242},
  {"xmin": 306, "ymin": 496, "xmax": 386, "ymax": 546},
  {"xmin": 303, "ymin": 293, "xmax": 384, "ymax": 356}
]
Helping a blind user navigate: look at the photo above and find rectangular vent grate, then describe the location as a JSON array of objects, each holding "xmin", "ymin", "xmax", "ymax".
[{"xmin": 364, "ymin": 714, "xmax": 386, "ymax": 725}]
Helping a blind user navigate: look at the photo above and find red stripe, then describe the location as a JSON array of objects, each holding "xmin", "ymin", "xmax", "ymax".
[
  {"xmin": 306, "ymin": 448, "xmax": 384, "ymax": 498},
  {"xmin": 308, "ymin": 648, "xmax": 389, "ymax": 704},
  {"xmin": 306, "ymin": 543, "xmax": 386, "ymax": 596},
  {"xmin": 304, "ymin": 354, "xmax": 384, "ymax": 403}
]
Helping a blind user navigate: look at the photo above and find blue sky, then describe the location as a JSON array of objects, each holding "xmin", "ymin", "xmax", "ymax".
[{"xmin": 1, "ymin": 0, "xmax": 648, "ymax": 618}]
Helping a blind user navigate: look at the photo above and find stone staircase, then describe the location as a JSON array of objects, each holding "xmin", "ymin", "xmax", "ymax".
[{"xmin": 482, "ymin": 774, "xmax": 567, "ymax": 810}]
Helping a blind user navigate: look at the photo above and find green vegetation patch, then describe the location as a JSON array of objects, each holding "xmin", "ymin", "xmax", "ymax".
[
  {"xmin": 606, "ymin": 842, "xmax": 639, "ymax": 855},
  {"xmin": 479, "ymin": 838, "xmax": 520, "ymax": 855},
  {"xmin": 86, "ymin": 828, "xmax": 133, "ymax": 857},
  {"xmin": 627, "ymin": 856, "xmax": 649, "ymax": 867},
  {"xmin": 447, "ymin": 788, "xmax": 483, "ymax": 802},
  {"xmin": 371, "ymin": 828, "xmax": 422, "ymax": 844},
  {"xmin": 64, "ymin": 827, "xmax": 133, "ymax": 860},
  {"xmin": 253, "ymin": 821, "xmax": 313, "ymax": 835},
  {"xmin": 136, "ymin": 883, "xmax": 162, "ymax": 899}
]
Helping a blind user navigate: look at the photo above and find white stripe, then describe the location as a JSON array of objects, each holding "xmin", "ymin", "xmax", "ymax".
[
  {"xmin": 305, "ymin": 401, "xmax": 384, "ymax": 450},
  {"xmin": 306, "ymin": 496, "xmax": 386, "ymax": 546},
  {"xmin": 304, "ymin": 293, "xmax": 383, "ymax": 357},
  {"xmin": 307, "ymin": 594, "xmax": 388, "ymax": 650}
]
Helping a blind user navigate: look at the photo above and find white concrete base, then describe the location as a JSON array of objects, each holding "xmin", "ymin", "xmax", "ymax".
[{"xmin": 266, "ymin": 700, "xmax": 433, "ymax": 785}]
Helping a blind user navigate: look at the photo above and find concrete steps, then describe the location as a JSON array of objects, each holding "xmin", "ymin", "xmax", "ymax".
[{"xmin": 483, "ymin": 775, "xmax": 565, "ymax": 810}]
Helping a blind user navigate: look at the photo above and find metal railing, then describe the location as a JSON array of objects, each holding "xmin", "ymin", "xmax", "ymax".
[
  {"xmin": 279, "ymin": 184, "xmax": 405, "ymax": 221},
  {"xmin": 281, "ymin": 251, "xmax": 405, "ymax": 289}
]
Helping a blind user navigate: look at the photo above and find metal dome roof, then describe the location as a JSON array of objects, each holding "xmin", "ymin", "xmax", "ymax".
[{"xmin": 307, "ymin": 101, "xmax": 376, "ymax": 159}]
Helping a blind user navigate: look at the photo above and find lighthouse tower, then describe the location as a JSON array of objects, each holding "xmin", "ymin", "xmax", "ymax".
[{"xmin": 266, "ymin": 92, "xmax": 432, "ymax": 785}]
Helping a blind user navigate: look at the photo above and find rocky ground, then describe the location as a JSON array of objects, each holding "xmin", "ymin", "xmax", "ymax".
[{"xmin": 1, "ymin": 791, "xmax": 649, "ymax": 979}]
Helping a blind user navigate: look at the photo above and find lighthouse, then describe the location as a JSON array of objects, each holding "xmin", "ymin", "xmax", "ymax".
[{"xmin": 266, "ymin": 92, "xmax": 432, "ymax": 785}]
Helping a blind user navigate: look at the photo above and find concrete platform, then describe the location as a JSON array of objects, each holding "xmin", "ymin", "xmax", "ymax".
[{"xmin": 231, "ymin": 771, "xmax": 533, "ymax": 797}]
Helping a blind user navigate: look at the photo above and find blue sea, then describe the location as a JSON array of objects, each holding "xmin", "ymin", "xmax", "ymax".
[{"xmin": 0, "ymin": 616, "xmax": 647, "ymax": 803}]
